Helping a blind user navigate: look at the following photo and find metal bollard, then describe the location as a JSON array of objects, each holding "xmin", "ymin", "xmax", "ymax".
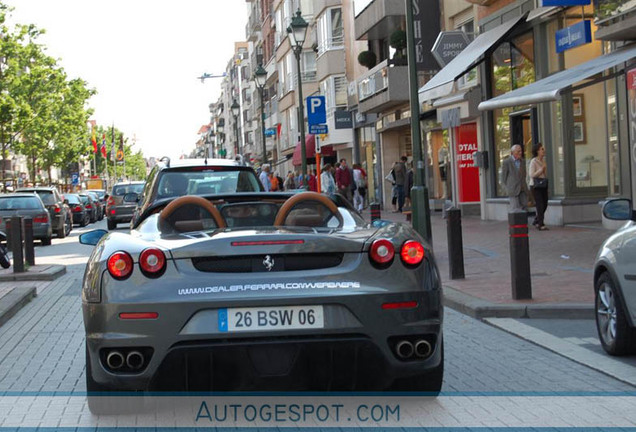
[
  {"xmin": 508, "ymin": 211, "xmax": 532, "ymax": 300},
  {"xmin": 10, "ymin": 216, "xmax": 24, "ymax": 273},
  {"xmin": 22, "ymin": 217, "xmax": 35, "ymax": 267},
  {"xmin": 370, "ymin": 203, "xmax": 381, "ymax": 222},
  {"xmin": 5, "ymin": 219, "xmax": 11, "ymax": 252},
  {"xmin": 446, "ymin": 207, "xmax": 465, "ymax": 280}
]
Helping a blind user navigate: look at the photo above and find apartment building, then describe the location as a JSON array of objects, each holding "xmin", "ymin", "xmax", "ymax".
[{"xmin": 352, "ymin": 0, "xmax": 441, "ymax": 207}]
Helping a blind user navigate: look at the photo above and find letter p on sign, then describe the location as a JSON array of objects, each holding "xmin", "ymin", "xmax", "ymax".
[{"xmin": 307, "ymin": 96, "xmax": 326, "ymax": 126}]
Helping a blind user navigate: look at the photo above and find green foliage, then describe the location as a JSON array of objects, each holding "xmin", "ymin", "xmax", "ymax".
[
  {"xmin": 389, "ymin": 30, "xmax": 407, "ymax": 51},
  {"xmin": 0, "ymin": 1, "xmax": 146, "ymax": 186},
  {"xmin": 357, "ymin": 50, "xmax": 377, "ymax": 69}
]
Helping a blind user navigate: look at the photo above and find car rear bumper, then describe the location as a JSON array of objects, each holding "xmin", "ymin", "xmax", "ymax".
[{"xmin": 84, "ymin": 290, "xmax": 443, "ymax": 392}]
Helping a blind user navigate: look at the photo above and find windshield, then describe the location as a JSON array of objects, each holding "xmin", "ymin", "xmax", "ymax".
[
  {"xmin": 112, "ymin": 183, "xmax": 144, "ymax": 196},
  {"xmin": 65, "ymin": 195, "xmax": 81, "ymax": 205},
  {"xmin": 0, "ymin": 197, "xmax": 42, "ymax": 210},
  {"xmin": 156, "ymin": 169, "xmax": 261, "ymax": 200}
]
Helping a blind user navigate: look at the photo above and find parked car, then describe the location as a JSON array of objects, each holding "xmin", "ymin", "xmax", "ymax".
[
  {"xmin": 129, "ymin": 158, "xmax": 262, "ymax": 228},
  {"xmin": 0, "ymin": 193, "xmax": 52, "ymax": 245},
  {"xmin": 15, "ymin": 187, "xmax": 71, "ymax": 238},
  {"xmin": 65, "ymin": 194, "xmax": 90, "ymax": 227},
  {"xmin": 106, "ymin": 181, "xmax": 145, "ymax": 230},
  {"xmin": 87, "ymin": 189, "xmax": 107, "ymax": 204},
  {"xmin": 594, "ymin": 198, "xmax": 636, "ymax": 356},
  {"xmin": 86, "ymin": 191, "xmax": 104, "ymax": 221},
  {"xmin": 78, "ymin": 193, "xmax": 98, "ymax": 223},
  {"xmin": 80, "ymin": 190, "xmax": 443, "ymax": 414}
]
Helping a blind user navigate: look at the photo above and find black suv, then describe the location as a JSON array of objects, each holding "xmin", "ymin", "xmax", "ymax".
[
  {"xmin": 15, "ymin": 187, "xmax": 71, "ymax": 238},
  {"xmin": 129, "ymin": 158, "xmax": 263, "ymax": 228}
]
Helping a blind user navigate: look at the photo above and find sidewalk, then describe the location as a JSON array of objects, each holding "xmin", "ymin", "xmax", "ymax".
[{"xmin": 364, "ymin": 206, "xmax": 611, "ymax": 319}]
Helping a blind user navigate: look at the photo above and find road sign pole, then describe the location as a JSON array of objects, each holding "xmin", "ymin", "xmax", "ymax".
[{"xmin": 316, "ymin": 135, "xmax": 321, "ymax": 193}]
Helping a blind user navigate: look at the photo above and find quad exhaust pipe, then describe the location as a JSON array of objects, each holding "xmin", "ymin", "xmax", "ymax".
[
  {"xmin": 106, "ymin": 351, "xmax": 125, "ymax": 370},
  {"xmin": 395, "ymin": 339, "xmax": 433, "ymax": 360}
]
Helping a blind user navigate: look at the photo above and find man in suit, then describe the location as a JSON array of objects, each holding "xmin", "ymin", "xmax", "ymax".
[{"xmin": 501, "ymin": 144, "xmax": 528, "ymax": 212}]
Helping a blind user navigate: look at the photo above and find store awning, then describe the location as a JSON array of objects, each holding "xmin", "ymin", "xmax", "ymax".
[
  {"xmin": 292, "ymin": 135, "xmax": 335, "ymax": 166},
  {"xmin": 419, "ymin": 15, "xmax": 526, "ymax": 104},
  {"xmin": 479, "ymin": 43, "xmax": 636, "ymax": 111}
]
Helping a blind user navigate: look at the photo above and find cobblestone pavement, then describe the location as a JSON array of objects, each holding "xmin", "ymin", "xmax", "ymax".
[{"xmin": 369, "ymin": 208, "xmax": 609, "ymax": 305}]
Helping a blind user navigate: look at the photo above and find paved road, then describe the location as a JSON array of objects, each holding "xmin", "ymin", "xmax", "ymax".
[{"xmin": 0, "ymin": 222, "xmax": 632, "ymax": 426}]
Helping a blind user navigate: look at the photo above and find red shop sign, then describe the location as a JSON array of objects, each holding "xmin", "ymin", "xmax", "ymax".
[{"xmin": 455, "ymin": 123, "xmax": 480, "ymax": 203}]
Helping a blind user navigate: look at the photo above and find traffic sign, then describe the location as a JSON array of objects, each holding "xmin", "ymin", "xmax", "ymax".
[
  {"xmin": 309, "ymin": 124, "xmax": 328, "ymax": 135},
  {"xmin": 264, "ymin": 128, "xmax": 276, "ymax": 137},
  {"xmin": 307, "ymin": 96, "xmax": 326, "ymax": 126},
  {"xmin": 71, "ymin": 173, "xmax": 79, "ymax": 186}
]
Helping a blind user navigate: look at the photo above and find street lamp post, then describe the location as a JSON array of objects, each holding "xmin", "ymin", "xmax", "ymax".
[
  {"xmin": 254, "ymin": 64, "xmax": 268, "ymax": 165},
  {"xmin": 287, "ymin": 9, "xmax": 309, "ymax": 185},
  {"xmin": 231, "ymin": 99, "xmax": 241, "ymax": 158}
]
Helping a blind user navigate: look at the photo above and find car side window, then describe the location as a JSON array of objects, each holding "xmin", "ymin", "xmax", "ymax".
[{"xmin": 141, "ymin": 166, "xmax": 159, "ymax": 209}]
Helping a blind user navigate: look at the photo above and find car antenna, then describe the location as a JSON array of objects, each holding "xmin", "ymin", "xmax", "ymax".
[{"xmin": 160, "ymin": 156, "xmax": 171, "ymax": 168}]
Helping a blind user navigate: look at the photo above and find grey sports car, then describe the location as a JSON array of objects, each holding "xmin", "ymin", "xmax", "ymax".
[{"xmin": 80, "ymin": 191, "xmax": 443, "ymax": 413}]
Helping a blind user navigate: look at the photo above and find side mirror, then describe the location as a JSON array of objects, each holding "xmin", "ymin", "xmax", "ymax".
[
  {"xmin": 123, "ymin": 192, "xmax": 139, "ymax": 203},
  {"xmin": 79, "ymin": 229, "xmax": 108, "ymax": 246},
  {"xmin": 603, "ymin": 198, "xmax": 633, "ymax": 221}
]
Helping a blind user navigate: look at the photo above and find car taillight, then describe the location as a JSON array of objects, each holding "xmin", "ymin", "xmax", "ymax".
[
  {"xmin": 369, "ymin": 239, "xmax": 395, "ymax": 265},
  {"xmin": 401, "ymin": 240, "xmax": 425, "ymax": 266},
  {"xmin": 107, "ymin": 252, "xmax": 134, "ymax": 280},
  {"xmin": 139, "ymin": 248, "xmax": 166, "ymax": 278},
  {"xmin": 34, "ymin": 214, "xmax": 49, "ymax": 224},
  {"xmin": 73, "ymin": 206, "xmax": 82, "ymax": 213},
  {"xmin": 54, "ymin": 205, "xmax": 61, "ymax": 213},
  {"xmin": 86, "ymin": 204, "xmax": 92, "ymax": 209}
]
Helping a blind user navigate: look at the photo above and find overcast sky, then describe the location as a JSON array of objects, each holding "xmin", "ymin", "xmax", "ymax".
[{"xmin": 5, "ymin": 0, "xmax": 248, "ymax": 160}]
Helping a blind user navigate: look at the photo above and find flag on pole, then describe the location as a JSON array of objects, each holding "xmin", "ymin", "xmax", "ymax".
[
  {"xmin": 100, "ymin": 134, "xmax": 107, "ymax": 158},
  {"xmin": 91, "ymin": 127, "xmax": 97, "ymax": 153}
]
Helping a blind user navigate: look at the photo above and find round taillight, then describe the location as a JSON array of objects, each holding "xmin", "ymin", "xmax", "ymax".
[
  {"xmin": 139, "ymin": 248, "xmax": 166, "ymax": 277},
  {"xmin": 369, "ymin": 239, "xmax": 395, "ymax": 265},
  {"xmin": 401, "ymin": 240, "xmax": 425, "ymax": 266},
  {"xmin": 107, "ymin": 252, "xmax": 134, "ymax": 280}
]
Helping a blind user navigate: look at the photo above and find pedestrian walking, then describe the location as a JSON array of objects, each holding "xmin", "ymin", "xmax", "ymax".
[
  {"xmin": 284, "ymin": 171, "xmax": 296, "ymax": 190},
  {"xmin": 335, "ymin": 158, "xmax": 353, "ymax": 202},
  {"xmin": 352, "ymin": 163, "xmax": 366, "ymax": 212},
  {"xmin": 501, "ymin": 144, "xmax": 529, "ymax": 212},
  {"xmin": 392, "ymin": 156, "xmax": 408, "ymax": 213},
  {"xmin": 529, "ymin": 142, "xmax": 549, "ymax": 230},
  {"xmin": 259, "ymin": 164, "xmax": 271, "ymax": 192},
  {"xmin": 320, "ymin": 163, "xmax": 336, "ymax": 198}
]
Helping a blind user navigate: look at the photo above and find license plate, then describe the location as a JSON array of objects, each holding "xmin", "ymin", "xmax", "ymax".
[{"xmin": 218, "ymin": 306, "xmax": 324, "ymax": 332}]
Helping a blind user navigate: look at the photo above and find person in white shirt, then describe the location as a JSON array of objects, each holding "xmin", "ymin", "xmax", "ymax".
[
  {"xmin": 259, "ymin": 164, "xmax": 271, "ymax": 192},
  {"xmin": 320, "ymin": 164, "xmax": 336, "ymax": 198}
]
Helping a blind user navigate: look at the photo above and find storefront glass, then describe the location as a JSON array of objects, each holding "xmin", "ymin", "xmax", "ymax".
[
  {"xmin": 549, "ymin": 100, "xmax": 565, "ymax": 196},
  {"xmin": 490, "ymin": 31, "xmax": 535, "ymax": 197}
]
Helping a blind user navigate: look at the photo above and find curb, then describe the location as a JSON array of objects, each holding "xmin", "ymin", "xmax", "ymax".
[
  {"xmin": 0, "ymin": 286, "xmax": 37, "ymax": 328},
  {"xmin": 443, "ymin": 286, "xmax": 594, "ymax": 320},
  {"xmin": 0, "ymin": 265, "xmax": 66, "ymax": 282}
]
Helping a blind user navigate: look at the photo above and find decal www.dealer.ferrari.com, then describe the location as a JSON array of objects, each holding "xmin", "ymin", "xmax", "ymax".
[{"xmin": 178, "ymin": 281, "xmax": 361, "ymax": 295}]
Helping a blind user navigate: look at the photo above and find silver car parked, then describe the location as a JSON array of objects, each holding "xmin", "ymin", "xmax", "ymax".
[{"xmin": 594, "ymin": 198, "xmax": 636, "ymax": 356}]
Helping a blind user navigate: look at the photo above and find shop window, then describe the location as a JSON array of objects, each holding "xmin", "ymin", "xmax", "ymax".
[{"xmin": 490, "ymin": 31, "xmax": 536, "ymax": 197}]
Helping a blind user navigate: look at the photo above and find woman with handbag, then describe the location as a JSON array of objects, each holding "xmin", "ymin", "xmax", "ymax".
[{"xmin": 529, "ymin": 142, "xmax": 549, "ymax": 230}]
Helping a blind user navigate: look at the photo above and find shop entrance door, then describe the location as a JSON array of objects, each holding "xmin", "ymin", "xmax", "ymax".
[{"xmin": 510, "ymin": 108, "xmax": 538, "ymax": 160}]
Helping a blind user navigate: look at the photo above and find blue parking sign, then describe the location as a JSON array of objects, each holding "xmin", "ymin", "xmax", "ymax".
[
  {"xmin": 307, "ymin": 96, "xmax": 326, "ymax": 126},
  {"xmin": 71, "ymin": 173, "xmax": 79, "ymax": 186}
]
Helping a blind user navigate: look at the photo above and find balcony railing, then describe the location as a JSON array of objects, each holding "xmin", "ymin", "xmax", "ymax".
[{"xmin": 356, "ymin": 59, "xmax": 409, "ymax": 113}]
